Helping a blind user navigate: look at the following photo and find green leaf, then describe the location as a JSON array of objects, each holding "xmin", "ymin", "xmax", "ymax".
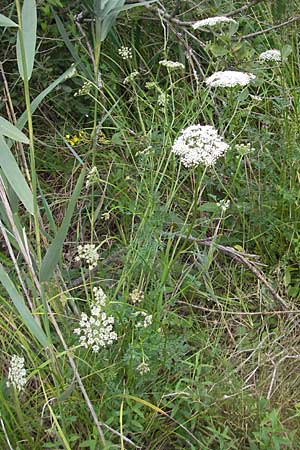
[
  {"xmin": 0, "ymin": 116, "xmax": 29, "ymax": 143},
  {"xmin": 0, "ymin": 136, "xmax": 34, "ymax": 215},
  {"xmin": 17, "ymin": 0, "xmax": 37, "ymax": 80},
  {"xmin": 54, "ymin": 14, "xmax": 91, "ymax": 79},
  {"xmin": 0, "ymin": 13, "xmax": 18, "ymax": 27},
  {"xmin": 281, "ymin": 44, "xmax": 293, "ymax": 60},
  {"xmin": 17, "ymin": 65, "xmax": 77, "ymax": 131},
  {"xmin": 122, "ymin": 0, "xmax": 157, "ymax": 11},
  {"xmin": 209, "ymin": 43, "xmax": 229, "ymax": 57},
  {"xmin": 40, "ymin": 167, "xmax": 86, "ymax": 282},
  {"xmin": 0, "ymin": 264, "xmax": 49, "ymax": 347}
]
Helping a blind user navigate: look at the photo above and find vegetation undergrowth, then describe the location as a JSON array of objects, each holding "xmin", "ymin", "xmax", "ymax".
[{"xmin": 1, "ymin": 0, "xmax": 300, "ymax": 449}]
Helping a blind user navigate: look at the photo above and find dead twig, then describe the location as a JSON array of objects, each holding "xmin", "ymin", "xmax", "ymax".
[
  {"xmin": 225, "ymin": 0, "xmax": 264, "ymax": 17},
  {"xmin": 241, "ymin": 16, "xmax": 300, "ymax": 40}
]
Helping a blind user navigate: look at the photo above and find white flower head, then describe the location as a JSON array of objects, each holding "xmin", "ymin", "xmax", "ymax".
[
  {"xmin": 157, "ymin": 92, "xmax": 169, "ymax": 108},
  {"xmin": 250, "ymin": 95, "xmax": 262, "ymax": 102},
  {"xmin": 86, "ymin": 166, "xmax": 99, "ymax": 188},
  {"xmin": 192, "ymin": 16, "xmax": 236, "ymax": 29},
  {"xmin": 118, "ymin": 46, "xmax": 132, "ymax": 60},
  {"xmin": 172, "ymin": 124, "xmax": 229, "ymax": 168},
  {"xmin": 133, "ymin": 311, "xmax": 152, "ymax": 328},
  {"xmin": 159, "ymin": 59, "xmax": 185, "ymax": 70},
  {"xmin": 136, "ymin": 362, "xmax": 150, "ymax": 375},
  {"xmin": 217, "ymin": 199, "xmax": 230, "ymax": 212},
  {"xmin": 75, "ymin": 244, "xmax": 99, "ymax": 270},
  {"xmin": 259, "ymin": 49, "xmax": 281, "ymax": 62},
  {"xmin": 74, "ymin": 81, "xmax": 92, "ymax": 97},
  {"xmin": 74, "ymin": 290, "xmax": 117, "ymax": 352},
  {"xmin": 205, "ymin": 71, "xmax": 256, "ymax": 88},
  {"xmin": 7, "ymin": 355, "xmax": 27, "ymax": 391},
  {"xmin": 235, "ymin": 142, "xmax": 255, "ymax": 156},
  {"xmin": 93, "ymin": 286, "xmax": 107, "ymax": 306},
  {"xmin": 129, "ymin": 288, "xmax": 144, "ymax": 304}
]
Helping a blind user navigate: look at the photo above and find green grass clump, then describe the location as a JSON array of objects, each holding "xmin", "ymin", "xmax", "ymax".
[{"xmin": 1, "ymin": 1, "xmax": 300, "ymax": 449}]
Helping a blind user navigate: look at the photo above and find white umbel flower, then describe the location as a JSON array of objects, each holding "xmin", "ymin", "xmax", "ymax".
[
  {"xmin": 217, "ymin": 199, "xmax": 230, "ymax": 212},
  {"xmin": 159, "ymin": 59, "xmax": 185, "ymax": 70},
  {"xmin": 172, "ymin": 124, "xmax": 229, "ymax": 168},
  {"xmin": 129, "ymin": 288, "xmax": 144, "ymax": 304},
  {"xmin": 75, "ymin": 244, "xmax": 99, "ymax": 270},
  {"xmin": 74, "ymin": 288, "xmax": 117, "ymax": 352},
  {"xmin": 118, "ymin": 46, "xmax": 132, "ymax": 60},
  {"xmin": 205, "ymin": 71, "xmax": 256, "ymax": 88},
  {"xmin": 192, "ymin": 16, "xmax": 236, "ymax": 29},
  {"xmin": 86, "ymin": 166, "xmax": 98, "ymax": 188},
  {"xmin": 136, "ymin": 362, "xmax": 150, "ymax": 375},
  {"xmin": 7, "ymin": 355, "xmax": 27, "ymax": 391},
  {"xmin": 93, "ymin": 286, "xmax": 107, "ymax": 306},
  {"xmin": 133, "ymin": 311, "xmax": 152, "ymax": 328},
  {"xmin": 157, "ymin": 92, "xmax": 169, "ymax": 107},
  {"xmin": 259, "ymin": 49, "xmax": 281, "ymax": 62}
]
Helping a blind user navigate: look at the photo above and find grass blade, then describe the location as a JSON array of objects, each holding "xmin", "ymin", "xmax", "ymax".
[
  {"xmin": 0, "ymin": 14, "xmax": 18, "ymax": 27},
  {"xmin": 54, "ymin": 14, "xmax": 91, "ymax": 79},
  {"xmin": 17, "ymin": 65, "xmax": 77, "ymax": 131},
  {"xmin": 0, "ymin": 117, "xmax": 29, "ymax": 143},
  {"xmin": 0, "ymin": 136, "xmax": 34, "ymax": 215},
  {"xmin": 40, "ymin": 167, "xmax": 86, "ymax": 282},
  {"xmin": 16, "ymin": 0, "xmax": 37, "ymax": 80},
  {"xmin": 0, "ymin": 264, "xmax": 49, "ymax": 347}
]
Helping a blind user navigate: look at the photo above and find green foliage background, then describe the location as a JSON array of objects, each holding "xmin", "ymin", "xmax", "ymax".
[{"xmin": 1, "ymin": 0, "xmax": 300, "ymax": 449}]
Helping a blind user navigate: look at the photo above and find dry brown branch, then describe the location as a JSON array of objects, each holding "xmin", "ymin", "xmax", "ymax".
[
  {"xmin": 241, "ymin": 16, "xmax": 300, "ymax": 39},
  {"xmin": 225, "ymin": 0, "xmax": 264, "ymax": 17}
]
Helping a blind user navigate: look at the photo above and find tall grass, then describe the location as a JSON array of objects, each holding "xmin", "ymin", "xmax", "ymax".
[{"xmin": 1, "ymin": 0, "xmax": 300, "ymax": 449}]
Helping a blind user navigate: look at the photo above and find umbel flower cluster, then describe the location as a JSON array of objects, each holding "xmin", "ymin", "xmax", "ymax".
[
  {"xmin": 259, "ymin": 49, "xmax": 281, "ymax": 62},
  {"xmin": 205, "ymin": 71, "xmax": 256, "ymax": 88},
  {"xmin": 193, "ymin": 16, "xmax": 236, "ymax": 29},
  {"xmin": 172, "ymin": 124, "xmax": 229, "ymax": 168},
  {"xmin": 86, "ymin": 166, "xmax": 99, "ymax": 189},
  {"xmin": 74, "ymin": 286, "xmax": 117, "ymax": 353},
  {"xmin": 118, "ymin": 46, "xmax": 132, "ymax": 60},
  {"xmin": 75, "ymin": 244, "xmax": 99, "ymax": 270},
  {"xmin": 159, "ymin": 59, "xmax": 185, "ymax": 70},
  {"xmin": 129, "ymin": 288, "xmax": 144, "ymax": 304},
  {"xmin": 7, "ymin": 355, "xmax": 27, "ymax": 391}
]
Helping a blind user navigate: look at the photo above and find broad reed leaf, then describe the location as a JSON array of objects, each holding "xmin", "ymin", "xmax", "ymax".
[
  {"xmin": 0, "ymin": 14, "xmax": 18, "ymax": 27},
  {"xmin": 0, "ymin": 264, "xmax": 49, "ymax": 347},
  {"xmin": 0, "ymin": 117, "xmax": 29, "ymax": 143},
  {"xmin": 40, "ymin": 167, "xmax": 86, "ymax": 282},
  {"xmin": 122, "ymin": 0, "xmax": 157, "ymax": 11},
  {"xmin": 0, "ymin": 136, "xmax": 34, "ymax": 215},
  {"xmin": 16, "ymin": 0, "xmax": 37, "ymax": 80}
]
